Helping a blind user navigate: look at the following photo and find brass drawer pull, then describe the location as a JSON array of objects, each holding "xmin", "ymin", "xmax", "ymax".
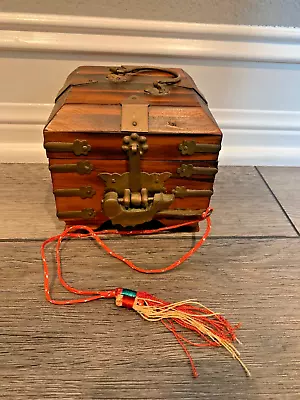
[
  {"xmin": 45, "ymin": 139, "xmax": 91, "ymax": 156},
  {"xmin": 54, "ymin": 186, "xmax": 96, "ymax": 199},
  {"xmin": 50, "ymin": 161, "xmax": 93, "ymax": 174},
  {"xmin": 156, "ymin": 209, "xmax": 205, "ymax": 218},
  {"xmin": 57, "ymin": 208, "xmax": 96, "ymax": 219},
  {"xmin": 173, "ymin": 186, "xmax": 213, "ymax": 198},
  {"xmin": 177, "ymin": 164, "xmax": 218, "ymax": 178},
  {"xmin": 179, "ymin": 140, "xmax": 221, "ymax": 156}
]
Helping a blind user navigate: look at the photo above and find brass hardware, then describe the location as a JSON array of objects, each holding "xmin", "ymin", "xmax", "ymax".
[
  {"xmin": 102, "ymin": 191, "xmax": 174, "ymax": 227},
  {"xmin": 44, "ymin": 139, "xmax": 91, "ymax": 156},
  {"xmin": 156, "ymin": 209, "xmax": 205, "ymax": 218},
  {"xmin": 122, "ymin": 133, "xmax": 148, "ymax": 192},
  {"xmin": 49, "ymin": 161, "xmax": 93, "ymax": 174},
  {"xmin": 173, "ymin": 186, "xmax": 213, "ymax": 198},
  {"xmin": 121, "ymin": 104, "xmax": 149, "ymax": 132},
  {"xmin": 179, "ymin": 141, "xmax": 221, "ymax": 156},
  {"xmin": 55, "ymin": 66, "xmax": 207, "ymax": 105},
  {"xmin": 141, "ymin": 188, "xmax": 148, "ymax": 207},
  {"xmin": 54, "ymin": 186, "xmax": 96, "ymax": 199},
  {"xmin": 177, "ymin": 164, "xmax": 218, "ymax": 178},
  {"xmin": 99, "ymin": 172, "xmax": 171, "ymax": 196},
  {"xmin": 99, "ymin": 132, "xmax": 174, "ymax": 227},
  {"xmin": 108, "ymin": 66, "xmax": 181, "ymax": 96},
  {"xmin": 57, "ymin": 208, "xmax": 96, "ymax": 219},
  {"xmin": 122, "ymin": 133, "xmax": 148, "ymax": 156}
]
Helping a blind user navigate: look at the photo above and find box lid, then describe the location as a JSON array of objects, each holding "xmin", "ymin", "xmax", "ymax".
[{"xmin": 44, "ymin": 66, "xmax": 221, "ymax": 136}]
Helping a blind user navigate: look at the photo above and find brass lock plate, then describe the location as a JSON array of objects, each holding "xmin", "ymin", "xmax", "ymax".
[
  {"xmin": 99, "ymin": 132, "xmax": 175, "ymax": 227},
  {"xmin": 121, "ymin": 104, "xmax": 149, "ymax": 132}
]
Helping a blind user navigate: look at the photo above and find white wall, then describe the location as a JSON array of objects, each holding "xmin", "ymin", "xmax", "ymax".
[
  {"xmin": 0, "ymin": 12, "xmax": 300, "ymax": 165},
  {"xmin": 1, "ymin": 0, "xmax": 300, "ymax": 27}
]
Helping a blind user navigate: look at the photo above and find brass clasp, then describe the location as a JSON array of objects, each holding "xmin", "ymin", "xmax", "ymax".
[{"xmin": 99, "ymin": 133, "xmax": 174, "ymax": 227}]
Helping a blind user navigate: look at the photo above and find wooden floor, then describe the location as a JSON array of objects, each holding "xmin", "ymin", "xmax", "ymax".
[{"xmin": 1, "ymin": 165, "xmax": 299, "ymax": 400}]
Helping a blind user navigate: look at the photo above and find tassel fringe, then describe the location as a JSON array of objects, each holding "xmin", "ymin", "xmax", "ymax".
[{"xmin": 116, "ymin": 289, "xmax": 251, "ymax": 378}]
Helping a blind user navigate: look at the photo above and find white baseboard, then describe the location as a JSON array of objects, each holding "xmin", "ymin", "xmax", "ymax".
[
  {"xmin": 1, "ymin": 103, "xmax": 299, "ymax": 165},
  {"xmin": 2, "ymin": 103, "xmax": 300, "ymax": 130},
  {"xmin": 1, "ymin": 12, "xmax": 300, "ymax": 62},
  {"xmin": 0, "ymin": 12, "xmax": 299, "ymax": 165}
]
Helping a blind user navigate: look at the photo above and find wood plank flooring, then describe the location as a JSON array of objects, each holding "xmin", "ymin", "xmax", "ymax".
[
  {"xmin": 258, "ymin": 167, "xmax": 300, "ymax": 235},
  {"xmin": 0, "ymin": 165, "xmax": 299, "ymax": 400}
]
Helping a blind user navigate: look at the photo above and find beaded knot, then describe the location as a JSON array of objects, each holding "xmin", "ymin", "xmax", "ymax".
[{"xmin": 115, "ymin": 289, "xmax": 137, "ymax": 309}]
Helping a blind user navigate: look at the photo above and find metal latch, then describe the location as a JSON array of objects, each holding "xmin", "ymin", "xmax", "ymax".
[
  {"xmin": 44, "ymin": 139, "xmax": 91, "ymax": 156},
  {"xmin": 179, "ymin": 141, "xmax": 221, "ymax": 155},
  {"xmin": 177, "ymin": 164, "xmax": 218, "ymax": 178},
  {"xmin": 50, "ymin": 161, "xmax": 93, "ymax": 175},
  {"xmin": 99, "ymin": 133, "xmax": 174, "ymax": 227}
]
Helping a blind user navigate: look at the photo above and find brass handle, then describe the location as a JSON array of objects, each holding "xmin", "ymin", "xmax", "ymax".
[
  {"xmin": 44, "ymin": 139, "xmax": 91, "ymax": 156},
  {"xmin": 173, "ymin": 186, "xmax": 213, "ymax": 198},
  {"xmin": 54, "ymin": 186, "xmax": 96, "ymax": 199},
  {"xmin": 50, "ymin": 161, "xmax": 93, "ymax": 175},
  {"xmin": 177, "ymin": 164, "xmax": 218, "ymax": 178},
  {"xmin": 57, "ymin": 208, "xmax": 96, "ymax": 220},
  {"xmin": 156, "ymin": 209, "xmax": 206, "ymax": 218},
  {"xmin": 179, "ymin": 141, "xmax": 221, "ymax": 156},
  {"xmin": 108, "ymin": 66, "xmax": 181, "ymax": 95}
]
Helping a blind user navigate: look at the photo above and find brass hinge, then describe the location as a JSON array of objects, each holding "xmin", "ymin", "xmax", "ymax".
[
  {"xmin": 177, "ymin": 164, "xmax": 218, "ymax": 178},
  {"xmin": 54, "ymin": 186, "xmax": 96, "ymax": 199},
  {"xmin": 179, "ymin": 141, "xmax": 221, "ymax": 155},
  {"xmin": 44, "ymin": 139, "xmax": 91, "ymax": 156},
  {"xmin": 173, "ymin": 186, "xmax": 213, "ymax": 198},
  {"xmin": 50, "ymin": 161, "xmax": 93, "ymax": 174},
  {"xmin": 57, "ymin": 208, "xmax": 96, "ymax": 219}
]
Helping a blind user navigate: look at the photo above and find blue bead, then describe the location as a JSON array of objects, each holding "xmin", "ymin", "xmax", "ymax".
[{"xmin": 121, "ymin": 288, "xmax": 137, "ymax": 298}]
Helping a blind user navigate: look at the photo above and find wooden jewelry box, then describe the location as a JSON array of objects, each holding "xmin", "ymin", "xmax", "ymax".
[{"xmin": 44, "ymin": 65, "xmax": 222, "ymax": 229}]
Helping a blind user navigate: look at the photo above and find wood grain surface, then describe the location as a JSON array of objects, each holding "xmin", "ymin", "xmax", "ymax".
[
  {"xmin": 1, "ymin": 237, "xmax": 299, "ymax": 399},
  {"xmin": 44, "ymin": 132, "xmax": 221, "ymax": 160},
  {"xmin": 50, "ymin": 159, "xmax": 215, "ymax": 227},
  {"xmin": 45, "ymin": 104, "xmax": 220, "ymax": 140},
  {"xmin": 0, "ymin": 165, "xmax": 297, "ymax": 240},
  {"xmin": 55, "ymin": 66, "xmax": 204, "ymax": 109},
  {"xmin": 258, "ymin": 167, "xmax": 300, "ymax": 235}
]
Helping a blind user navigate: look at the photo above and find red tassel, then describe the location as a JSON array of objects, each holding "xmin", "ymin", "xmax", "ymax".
[{"xmin": 115, "ymin": 290, "xmax": 250, "ymax": 378}]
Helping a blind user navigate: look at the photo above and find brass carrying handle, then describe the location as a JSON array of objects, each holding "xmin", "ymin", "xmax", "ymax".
[{"xmin": 108, "ymin": 66, "xmax": 181, "ymax": 95}]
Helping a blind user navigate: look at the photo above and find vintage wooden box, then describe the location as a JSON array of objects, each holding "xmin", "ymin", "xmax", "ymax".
[{"xmin": 44, "ymin": 66, "xmax": 222, "ymax": 229}]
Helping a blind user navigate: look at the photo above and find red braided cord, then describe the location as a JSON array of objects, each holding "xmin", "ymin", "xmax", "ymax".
[{"xmin": 41, "ymin": 208, "xmax": 212, "ymax": 305}]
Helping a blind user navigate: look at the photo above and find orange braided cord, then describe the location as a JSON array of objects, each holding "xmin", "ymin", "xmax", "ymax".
[{"xmin": 41, "ymin": 208, "xmax": 212, "ymax": 305}]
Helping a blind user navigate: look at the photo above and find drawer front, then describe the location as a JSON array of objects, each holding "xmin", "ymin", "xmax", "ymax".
[
  {"xmin": 50, "ymin": 159, "xmax": 217, "ymax": 224},
  {"xmin": 44, "ymin": 132, "xmax": 221, "ymax": 161}
]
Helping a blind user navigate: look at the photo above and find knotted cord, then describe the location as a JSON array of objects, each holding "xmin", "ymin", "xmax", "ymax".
[{"xmin": 41, "ymin": 208, "xmax": 250, "ymax": 377}]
